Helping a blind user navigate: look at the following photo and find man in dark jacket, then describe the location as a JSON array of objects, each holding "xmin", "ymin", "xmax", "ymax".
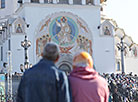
[{"xmin": 16, "ymin": 43, "xmax": 71, "ymax": 102}]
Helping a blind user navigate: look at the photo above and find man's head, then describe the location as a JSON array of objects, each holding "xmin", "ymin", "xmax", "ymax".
[
  {"xmin": 3, "ymin": 62, "xmax": 7, "ymax": 68},
  {"xmin": 42, "ymin": 43, "xmax": 59, "ymax": 62},
  {"xmin": 73, "ymin": 51, "xmax": 93, "ymax": 68}
]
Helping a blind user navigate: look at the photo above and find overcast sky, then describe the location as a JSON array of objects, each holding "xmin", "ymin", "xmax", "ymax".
[{"xmin": 104, "ymin": 0, "xmax": 138, "ymax": 44}]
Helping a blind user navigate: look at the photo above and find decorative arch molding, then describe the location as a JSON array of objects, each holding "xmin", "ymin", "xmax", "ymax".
[
  {"xmin": 130, "ymin": 44, "xmax": 138, "ymax": 57},
  {"xmin": 35, "ymin": 11, "xmax": 93, "ymax": 67},
  {"xmin": 115, "ymin": 28, "xmax": 125, "ymax": 38}
]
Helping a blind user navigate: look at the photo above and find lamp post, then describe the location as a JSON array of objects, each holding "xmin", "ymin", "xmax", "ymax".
[
  {"xmin": 117, "ymin": 38, "xmax": 126, "ymax": 73},
  {"xmin": 0, "ymin": 26, "xmax": 4, "ymax": 45},
  {"xmin": 21, "ymin": 35, "xmax": 31, "ymax": 70},
  {"xmin": 7, "ymin": 51, "xmax": 12, "ymax": 102},
  {"xmin": 0, "ymin": 22, "xmax": 13, "ymax": 101}
]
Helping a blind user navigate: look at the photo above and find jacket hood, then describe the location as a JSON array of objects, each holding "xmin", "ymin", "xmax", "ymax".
[{"xmin": 70, "ymin": 66, "xmax": 98, "ymax": 80}]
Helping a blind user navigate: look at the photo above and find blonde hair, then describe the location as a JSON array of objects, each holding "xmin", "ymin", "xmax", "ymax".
[{"xmin": 73, "ymin": 51, "xmax": 93, "ymax": 68}]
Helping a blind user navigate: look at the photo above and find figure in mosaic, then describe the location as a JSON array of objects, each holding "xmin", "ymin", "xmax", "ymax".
[
  {"xmin": 104, "ymin": 26, "xmax": 110, "ymax": 35},
  {"xmin": 76, "ymin": 35, "xmax": 92, "ymax": 55},
  {"xmin": 16, "ymin": 24, "xmax": 23, "ymax": 33},
  {"xmin": 36, "ymin": 34, "xmax": 51, "ymax": 57},
  {"xmin": 56, "ymin": 16, "xmax": 72, "ymax": 45}
]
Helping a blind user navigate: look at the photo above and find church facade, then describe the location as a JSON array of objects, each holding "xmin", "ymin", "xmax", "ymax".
[{"xmin": 0, "ymin": 0, "xmax": 137, "ymax": 74}]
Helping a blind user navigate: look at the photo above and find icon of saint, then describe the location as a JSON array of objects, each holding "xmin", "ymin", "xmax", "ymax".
[
  {"xmin": 55, "ymin": 16, "xmax": 72, "ymax": 45},
  {"xmin": 16, "ymin": 24, "xmax": 23, "ymax": 33},
  {"xmin": 104, "ymin": 26, "xmax": 110, "ymax": 35}
]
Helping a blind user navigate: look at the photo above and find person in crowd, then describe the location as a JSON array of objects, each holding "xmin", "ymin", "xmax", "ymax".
[
  {"xmin": 69, "ymin": 51, "xmax": 109, "ymax": 102},
  {"xmin": 0, "ymin": 62, "xmax": 8, "ymax": 74},
  {"xmin": 20, "ymin": 64, "xmax": 24, "ymax": 73},
  {"xmin": 16, "ymin": 43, "xmax": 72, "ymax": 102},
  {"xmin": 103, "ymin": 72, "xmax": 138, "ymax": 102},
  {"xmin": 112, "ymin": 88, "xmax": 122, "ymax": 102}
]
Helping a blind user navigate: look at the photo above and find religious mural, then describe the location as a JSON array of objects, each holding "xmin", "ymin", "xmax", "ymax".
[
  {"xmin": 49, "ymin": 16, "xmax": 78, "ymax": 47},
  {"xmin": 76, "ymin": 35, "xmax": 92, "ymax": 55},
  {"xmin": 36, "ymin": 34, "xmax": 51, "ymax": 57},
  {"xmin": 101, "ymin": 20, "xmax": 114, "ymax": 36},
  {"xmin": 16, "ymin": 24, "xmax": 23, "ymax": 33},
  {"xmin": 12, "ymin": 17, "xmax": 25, "ymax": 34},
  {"xmin": 104, "ymin": 26, "xmax": 111, "ymax": 35},
  {"xmin": 36, "ymin": 12, "xmax": 93, "ymax": 70}
]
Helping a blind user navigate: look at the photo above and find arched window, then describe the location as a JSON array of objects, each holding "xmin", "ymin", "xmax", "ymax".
[
  {"xmin": 31, "ymin": 0, "xmax": 39, "ymax": 3},
  {"xmin": 1, "ymin": 46, "xmax": 3, "ymax": 61},
  {"xmin": 117, "ymin": 61, "xmax": 121, "ymax": 71},
  {"xmin": 0, "ymin": 0, "xmax": 5, "ymax": 8}
]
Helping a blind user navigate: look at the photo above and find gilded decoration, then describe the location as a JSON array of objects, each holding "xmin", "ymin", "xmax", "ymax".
[{"xmin": 36, "ymin": 12, "xmax": 93, "ymax": 59}]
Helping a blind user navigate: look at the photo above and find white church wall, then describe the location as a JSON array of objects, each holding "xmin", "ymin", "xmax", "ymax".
[
  {"xmin": 3, "ymin": 40, "xmax": 8, "ymax": 64},
  {"xmin": 12, "ymin": 4, "xmax": 102, "ymax": 72},
  {"xmin": 125, "ymin": 57, "xmax": 138, "ymax": 75},
  {"xmin": 11, "ymin": 3, "xmax": 115, "ymax": 73},
  {"xmin": 0, "ymin": 0, "xmax": 18, "ymax": 18},
  {"xmin": 93, "ymin": 37, "xmax": 116, "ymax": 73},
  {"xmin": 24, "ymin": 5, "xmax": 100, "ymax": 60},
  {"xmin": 11, "ymin": 35, "xmax": 25, "ymax": 73}
]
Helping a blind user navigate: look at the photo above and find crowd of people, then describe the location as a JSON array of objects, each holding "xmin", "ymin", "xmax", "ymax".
[{"xmin": 102, "ymin": 72, "xmax": 138, "ymax": 102}]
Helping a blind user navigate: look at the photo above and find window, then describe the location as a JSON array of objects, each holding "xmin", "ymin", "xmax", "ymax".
[
  {"xmin": 1, "ymin": 0, "xmax": 5, "ymax": 8},
  {"xmin": 31, "ymin": 0, "xmax": 39, "ymax": 3},
  {"xmin": 73, "ymin": 0, "xmax": 81, "ymax": 5},
  {"xmin": 1, "ymin": 46, "xmax": 3, "ymax": 61},
  {"xmin": 8, "ymin": 39, "xmax": 11, "ymax": 51},
  {"xmin": 44, "ymin": 0, "xmax": 48, "ymax": 3},
  {"xmin": 58, "ymin": 0, "xmax": 68, "ymax": 4},
  {"xmin": 117, "ymin": 61, "xmax": 120, "ymax": 71}
]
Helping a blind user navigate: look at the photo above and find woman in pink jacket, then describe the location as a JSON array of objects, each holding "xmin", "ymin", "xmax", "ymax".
[{"xmin": 69, "ymin": 51, "xmax": 109, "ymax": 102}]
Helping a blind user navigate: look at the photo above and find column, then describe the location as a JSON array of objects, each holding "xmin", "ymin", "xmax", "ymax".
[
  {"xmin": 23, "ymin": 0, "xmax": 30, "ymax": 3},
  {"xmin": 69, "ymin": 0, "xmax": 73, "ymax": 4},
  {"xmin": 81, "ymin": 0, "xmax": 86, "ymax": 5},
  {"xmin": 53, "ymin": 0, "xmax": 57, "ymax": 4}
]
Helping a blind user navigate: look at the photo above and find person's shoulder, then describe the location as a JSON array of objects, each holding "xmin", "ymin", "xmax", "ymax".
[
  {"xmin": 23, "ymin": 64, "xmax": 38, "ymax": 76},
  {"xmin": 97, "ymin": 74, "xmax": 108, "ymax": 84}
]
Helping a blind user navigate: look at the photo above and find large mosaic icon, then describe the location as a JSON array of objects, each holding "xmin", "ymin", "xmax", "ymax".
[
  {"xmin": 49, "ymin": 16, "xmax": 78, "ymax": 46},
  {"xmin": 36, "ymin": 12, "xmax": 93, "ymax": 59}
]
